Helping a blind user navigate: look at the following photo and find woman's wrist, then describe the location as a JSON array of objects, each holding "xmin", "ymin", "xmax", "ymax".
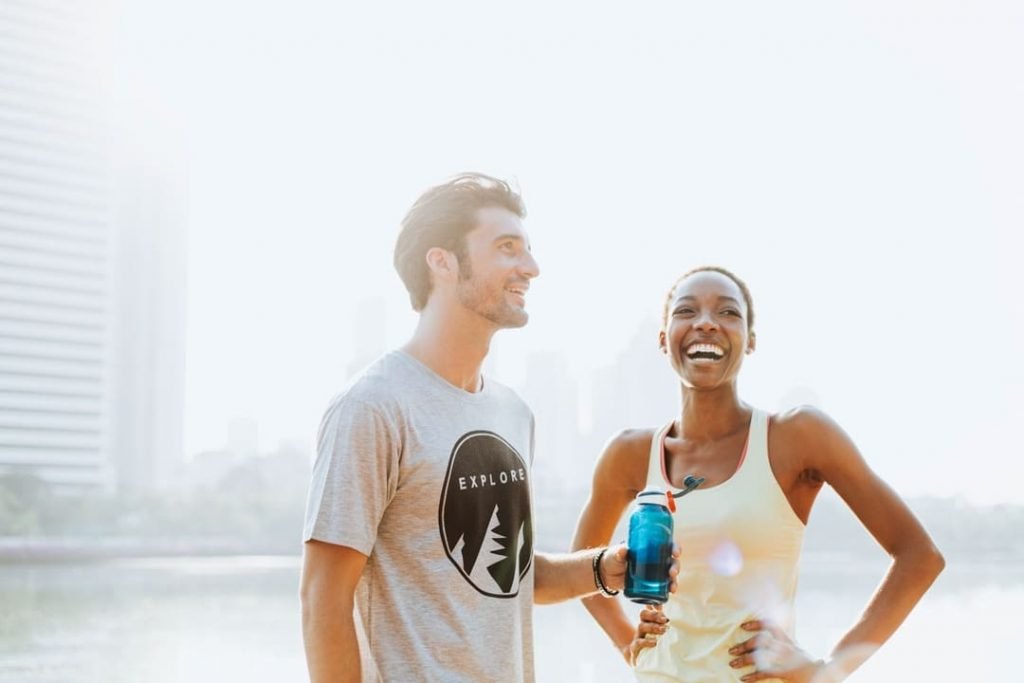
[{"xmin": 811, "ymin": 657, "xmax": 848, "ymax": 683}]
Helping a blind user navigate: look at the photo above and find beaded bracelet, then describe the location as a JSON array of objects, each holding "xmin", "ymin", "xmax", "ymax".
[{"xmin": 592, "ymin": 547, "xmax": 620, "ymax": 597}]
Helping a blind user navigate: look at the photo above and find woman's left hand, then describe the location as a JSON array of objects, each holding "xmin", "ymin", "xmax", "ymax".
[{"xmin": 728, "ymin": 620, "xmax": 826, "ymax": 682}]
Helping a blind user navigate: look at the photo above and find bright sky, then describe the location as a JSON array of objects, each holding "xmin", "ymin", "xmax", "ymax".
[{"xmin": 114, "ymin": 1, "xmax": 1023, "ymax": 504}]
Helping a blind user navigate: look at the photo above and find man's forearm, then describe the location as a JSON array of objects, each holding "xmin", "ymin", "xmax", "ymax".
[
  {"xmin": 534, "ymin": 547, "xmax": 625, "ymax": 604},
  {"xmin": 302, "ymin": 597, "xmax": 362, "ymax": 682}
]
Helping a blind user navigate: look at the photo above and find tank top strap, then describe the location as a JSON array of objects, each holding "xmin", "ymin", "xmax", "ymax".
[
  {"xmin": 735, "ymin": 408, "xmax": 770, "ymax": 482},
  {"xmin": 645, "ymin": 411, "xmax": 772, "ymax": 491},
  {"xmin": 644, "ymin": 420, "xmax": 674, "ymax": 489}
]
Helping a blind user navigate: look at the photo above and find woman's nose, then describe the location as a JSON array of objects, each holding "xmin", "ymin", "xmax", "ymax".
[{"xmin": 694, "ymin": 311, "xmax": 718, "ymax": 331}]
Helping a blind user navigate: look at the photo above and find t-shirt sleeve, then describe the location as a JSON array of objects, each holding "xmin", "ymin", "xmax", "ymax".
[{"xmin": 302, "ymin": 395, "xmax": 400, "ymax": 555}]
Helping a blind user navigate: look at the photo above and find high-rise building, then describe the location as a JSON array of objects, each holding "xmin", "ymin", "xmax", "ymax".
[
  {"xmin": 110, "ymin": 154, "xmax": 188, "ymax": 494},
  {"xmin": 589, "ymin": 319, "xmax": 677, "ymax": 442},
  {"xmin": 0, "ymin": 1, "xmax": 115, "ymax": 488},
  {"xmin": 0, "ymin": 0, "xmax": 187, "ymax": 493}
]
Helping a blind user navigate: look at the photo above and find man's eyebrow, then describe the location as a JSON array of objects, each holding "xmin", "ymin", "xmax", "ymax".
[{"xmin": 493, "ymin": 234, "xmax": 524, "ymax": 243}]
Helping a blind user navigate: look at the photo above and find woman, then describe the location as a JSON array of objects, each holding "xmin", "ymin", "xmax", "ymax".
[{"xmin": 572, "ymin": 266, "xmax": 944, "ymax": 682}]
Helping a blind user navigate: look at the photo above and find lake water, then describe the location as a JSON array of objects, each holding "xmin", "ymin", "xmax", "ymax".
[{"xmin": 0, "ymin": 554, "xmax": 1016, "ymax": 682}]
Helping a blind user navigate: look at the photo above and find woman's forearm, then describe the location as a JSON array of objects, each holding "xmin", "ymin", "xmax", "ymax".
[
  {"xmin": 827, "ymin": 545, "xmax": 945, "ymax": 674},
  {"xmin": 582, "ymin": 593, "xmax": 637, "ymax": 659}
]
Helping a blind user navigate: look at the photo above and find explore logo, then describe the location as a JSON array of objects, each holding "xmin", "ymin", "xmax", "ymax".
[{"xmin": 438, "ymin": 431, "xmax": 533, "ymax": 598}]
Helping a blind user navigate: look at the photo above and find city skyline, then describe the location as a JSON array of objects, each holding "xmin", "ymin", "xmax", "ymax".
[
  {"xmin": 186, "ymin": 292, "xmax": 1021, "ymax": 510},
  {"xmin": 101, "ymin": 0, "xmax": 1021, "ymax": 507}
]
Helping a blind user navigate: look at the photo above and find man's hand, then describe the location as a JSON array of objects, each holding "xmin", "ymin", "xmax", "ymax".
[{"xmin": 600, "ymin": 543, "xmax": 681, "ymax": 594}]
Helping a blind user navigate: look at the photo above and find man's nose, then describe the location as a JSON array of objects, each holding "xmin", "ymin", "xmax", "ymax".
[{"xmin": 520, "ymin": 251, "xmax": 540, "ymax": 279}]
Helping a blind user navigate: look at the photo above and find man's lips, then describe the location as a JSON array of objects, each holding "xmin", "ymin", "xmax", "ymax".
[{"xmin": 505, "ymin": 285, "xmax": 528, "ymax": 304}]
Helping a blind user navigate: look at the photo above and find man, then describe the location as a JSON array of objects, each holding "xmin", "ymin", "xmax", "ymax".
[{"xmin": 301, "ymin": 174, "xmax": 658, "ymax": 682}]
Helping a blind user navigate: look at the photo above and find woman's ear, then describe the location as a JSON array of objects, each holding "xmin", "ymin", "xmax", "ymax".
[
  {"xmin": 747, "ymin": 330, "xmax": 757, "ymax": 354},
  {"xmin": 658, "ymin": 330, "xmax": 668, "ymax": 354}
]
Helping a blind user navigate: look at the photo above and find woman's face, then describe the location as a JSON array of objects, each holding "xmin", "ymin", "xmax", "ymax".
[{"xmin": 659, "ymin": 271, "xmax": 755, "ymax": 390}]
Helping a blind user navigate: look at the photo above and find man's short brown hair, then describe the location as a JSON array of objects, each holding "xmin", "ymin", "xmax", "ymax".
[{"xmin": 394, "ymin": 173, "xmax": 526, "ymax": 311}]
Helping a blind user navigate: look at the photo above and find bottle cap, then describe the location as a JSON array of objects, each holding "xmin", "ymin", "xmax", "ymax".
[{"xmin": 635, "ymin": 487, "xmax": 669, "ymax": 508}]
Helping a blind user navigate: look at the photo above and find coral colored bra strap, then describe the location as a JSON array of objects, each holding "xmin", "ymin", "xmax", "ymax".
[{"xmin": 657, "ymin": 418, "xmax": 751, "ymax": 488}]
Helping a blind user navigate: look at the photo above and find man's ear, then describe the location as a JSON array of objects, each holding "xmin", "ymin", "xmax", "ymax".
[
  {"xmin": 425, "ymin": 247, "xmax": 457, "ymax": 282},
  {"xmin": 747, "ymin": 330, "xmax": 757, "ymax": 354}
]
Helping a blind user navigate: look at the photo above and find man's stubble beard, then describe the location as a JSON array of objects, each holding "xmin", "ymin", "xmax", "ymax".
[{"xmin": 455, "ymin": 263, "xmax": 528, "ymax": 329}]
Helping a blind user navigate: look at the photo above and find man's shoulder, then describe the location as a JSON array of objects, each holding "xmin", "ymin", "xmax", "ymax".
[
  {"xmin": 326, "ymin": 352, "xmax": 412, "ymax": 414},
  {"xmin": 484, "ymin": 377, "xmax": 533, "ymax": 415}
]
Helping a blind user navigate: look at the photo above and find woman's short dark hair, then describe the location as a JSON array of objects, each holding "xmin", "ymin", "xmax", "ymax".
[
  {"xmin": 394, "ymin": 173, "xmax": 526, "ymax": 311},
  {"xmin": 662, "ymin": 266, "xmax": 755, "ymax": 332}
]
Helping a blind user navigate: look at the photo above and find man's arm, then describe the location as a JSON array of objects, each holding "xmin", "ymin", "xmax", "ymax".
[
  {"xmin": 533, "ymin": 545, "xmax": 627, "ymax": 605},
  {"xmin": 300, "ymin": 540, "xmax": 368, "ymax": 683}
]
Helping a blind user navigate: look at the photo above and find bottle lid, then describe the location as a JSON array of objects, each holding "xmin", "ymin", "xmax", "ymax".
[{"xmin": 635, "ymin": 487, "xmax": 670, "ymax": 508}]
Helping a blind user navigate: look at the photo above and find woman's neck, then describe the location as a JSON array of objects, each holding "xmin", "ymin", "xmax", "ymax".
[{"xmin": 677, "ymin": 386, "xmax": 749, "ymax": 442}]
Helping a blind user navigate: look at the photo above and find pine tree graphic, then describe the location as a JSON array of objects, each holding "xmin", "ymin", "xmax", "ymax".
[
  {"xmin": 463, "ymin": 503, "xmax": 501, "ymax": 592},
  {"xmin": 487, "ymin": 510, "xmax": 527, "ymax": 594}
]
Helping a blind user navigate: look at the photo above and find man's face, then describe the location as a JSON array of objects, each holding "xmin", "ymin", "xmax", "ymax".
[{"xmin": 455, "ymin": 206, "xmax": 540, "ymax": 329}]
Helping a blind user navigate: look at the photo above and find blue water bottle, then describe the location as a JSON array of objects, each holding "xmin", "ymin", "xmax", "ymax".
[
  {"xmin": 625, "ymin": 476, "xmax": 703, "ymax": 605},
  {"xmin": 624, "ymin": 487, "xmax": 674, "ymax": 605}
]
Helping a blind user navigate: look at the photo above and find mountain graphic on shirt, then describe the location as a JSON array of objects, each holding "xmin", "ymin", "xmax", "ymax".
[
  {"xmin": 450, "ymin": 504, "xmax": 528, "ymax": 594},
  {"xmin": 439, "ymin": 431, "xmax": 533, "ymax": 598}
]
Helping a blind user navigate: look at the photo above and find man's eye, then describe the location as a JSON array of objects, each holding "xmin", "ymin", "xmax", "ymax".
[{"xmin": 500, "ymin": 242, "xmax": 515, "ymax": 252}]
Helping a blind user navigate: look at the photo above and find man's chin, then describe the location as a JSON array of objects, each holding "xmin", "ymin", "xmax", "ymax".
[
  {"xmin": 500, "ymin": 314, "xmax": 529, "ymax": 329},
  {"xmin": 489, "ymin": 309, "xmax": 529, "ymax": 329}
]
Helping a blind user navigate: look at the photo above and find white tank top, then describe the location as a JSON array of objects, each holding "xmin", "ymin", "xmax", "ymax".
[{"xmin": 634, "ymin": 409, "xmax": 805, "ymax": 682}]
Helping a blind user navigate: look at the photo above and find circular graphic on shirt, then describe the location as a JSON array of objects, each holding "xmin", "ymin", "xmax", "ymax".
[{"xmin": 438, "ymin": 430, "xmax": 533, "ymax": 598}]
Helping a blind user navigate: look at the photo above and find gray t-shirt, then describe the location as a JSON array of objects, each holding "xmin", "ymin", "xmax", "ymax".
[{"xmin": 304, "ymin": 350, "xmax": 536, "ymax": 683}]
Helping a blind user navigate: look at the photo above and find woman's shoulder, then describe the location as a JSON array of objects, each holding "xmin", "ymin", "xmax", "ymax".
[
  {"xmin": 606, "ymin": 426, "xmax": 660, "ymax": 455},
  {"xmin": 594, "ymin": 427, "xmax": 660, "ymax": 478},
  {"xmin": 769, "ymin": 404, "xmax": 851, "ymax": 461}
]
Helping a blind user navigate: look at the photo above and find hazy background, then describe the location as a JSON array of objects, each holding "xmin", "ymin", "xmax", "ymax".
[
  {"xmin": 160, "ymin": 0, "xmax": 1023, "ymax": 505},
  {"xmin": 1, "ymin": 0, "xmax": 1021, "ymax": 681}
]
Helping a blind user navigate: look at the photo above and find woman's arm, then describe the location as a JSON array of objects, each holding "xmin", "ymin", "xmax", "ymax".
[
  {"xmin": 734, "ymin": 407, "xmax": 945, "ymax": 682},
  {"xmin": 570, "ymin": 430, "xmax": 652, "ymax": 664},
  {"xmin": 807, "ymin": 408, "xmax": 945, "ymax": 672}
]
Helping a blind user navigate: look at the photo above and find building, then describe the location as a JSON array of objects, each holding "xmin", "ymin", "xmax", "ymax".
[
  {"xmin": 0, "ymin": 1, "xmax": 115, "ymax": 488},
  {"xmin": 0, "ymin": 0, "xmax": 186, "ymax": 493}
]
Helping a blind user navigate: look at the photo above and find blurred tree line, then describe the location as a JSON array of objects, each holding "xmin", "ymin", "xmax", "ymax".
[
  {"xmin": 0, "ymin": 450, "xmax": 308, "ymax": 554},
  {"xmin": 1, "ymin": 459, "xmax": 1021, "ymax": 561}
]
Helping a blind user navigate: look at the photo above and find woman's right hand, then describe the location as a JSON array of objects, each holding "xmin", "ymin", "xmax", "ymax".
[{"xmin": 622, "ymin": 605, "xmax": 669, "ymax": 666}]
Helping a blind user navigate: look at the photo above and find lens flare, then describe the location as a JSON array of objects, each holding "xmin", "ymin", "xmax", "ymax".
[{"xmin": 708, "ymin": 539, "xmax": 743, "ymax": 577}]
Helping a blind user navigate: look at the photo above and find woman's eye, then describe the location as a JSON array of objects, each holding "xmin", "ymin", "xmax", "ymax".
[{"xmin": 673, "ymin": 308, "xmax": 694, "ymax": 316}]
